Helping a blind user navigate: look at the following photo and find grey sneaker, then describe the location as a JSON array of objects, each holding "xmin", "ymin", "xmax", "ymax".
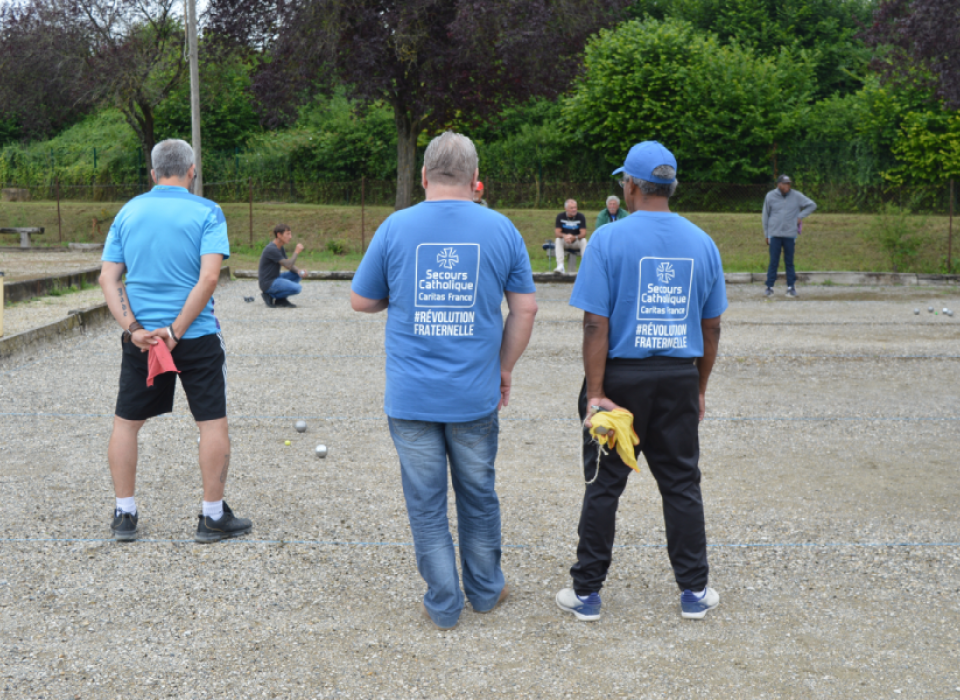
[
  {"xmin": 111, "ymin": 509, "xmax": 139, "ymax": 542},
  {"xmin": 786, "ymin": 286, "xmax": 798, "ymax": 297},
  {"xmin": 195, "ymin": 501, "xmax": 252, "ymax": 543},
  {"xmin": 764, "ymin": 287, "xmax": 774, "ymax": 297},
  {"xmin": 274, "ymin": 297, "xmax": 297, "ymax": 308},
  {"xmin": 680, "ymin": 587, "xmax": 720, "ymax": 619},
  {"xmin": 261, "ymin": 292, "xmax": 276, "ymax": 308}
]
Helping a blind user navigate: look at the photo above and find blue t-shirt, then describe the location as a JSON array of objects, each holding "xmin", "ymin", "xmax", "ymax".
[
  {"xmin": 570, "ymin": 211, "xmax": 727, "ymax": 358},
  {"xmin": 352, "ymin": 200, "xmax": 536, "ymax": 422},
  {"xmin": 102, "ymin": 185, "xmax": 230, "ymax": 339}
]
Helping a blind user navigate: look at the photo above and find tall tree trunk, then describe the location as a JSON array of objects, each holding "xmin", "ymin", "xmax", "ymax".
[
  {"xmin": 394, "ymin": 105, "xmax": 420, "ymax": 210},
  {"xmin": 119, "ymin": 97, "xmax": 156, "ymax": 175}
]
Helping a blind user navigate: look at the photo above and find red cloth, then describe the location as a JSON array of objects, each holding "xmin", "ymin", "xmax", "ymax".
[{"xmin": 147, "ymin": 341, "xmax": 180, "ymax": 387}]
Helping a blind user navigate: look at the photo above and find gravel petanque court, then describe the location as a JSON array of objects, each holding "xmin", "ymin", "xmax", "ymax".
[{"xmin": 1, "ymin": 279, "xmax": 959, "ymax": 699}]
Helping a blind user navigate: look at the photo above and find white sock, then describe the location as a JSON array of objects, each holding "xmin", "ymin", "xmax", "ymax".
[
  {"xmin": 116, "ymin": 497, "xmax": 137, "ymax": 516},
  {"xmin": 202, "ymin": 500, "xmax": 224, "ymax": 520},
  {"xmin": 691, "ymin": 588, "xmax": 706, "ymax": 598}
]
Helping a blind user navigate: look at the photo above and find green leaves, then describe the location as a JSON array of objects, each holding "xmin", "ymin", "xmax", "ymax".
[{"xmin": 563, "ymin": 18, "xmax": 815, "ymax": 181}]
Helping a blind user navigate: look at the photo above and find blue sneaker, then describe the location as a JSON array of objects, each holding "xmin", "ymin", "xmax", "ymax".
[
  {"xmin": 680, "ymin": 587, "xmax": 720, "ymax": 619},
  {"xmin": 556, "ymin": 588, "xmax": 601, "ymax": 621}
]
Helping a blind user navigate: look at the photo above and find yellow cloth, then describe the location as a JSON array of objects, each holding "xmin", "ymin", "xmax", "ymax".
[{"xmin": 589, "ymin": 409, "xmax": 640, "ymax": 472}]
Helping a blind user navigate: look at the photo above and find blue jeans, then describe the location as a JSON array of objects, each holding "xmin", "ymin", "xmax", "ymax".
[
  {"xmin": 388, "ymin": 412, "xmax": 504, "ymax": 628},
  {"xmin": 766, "ymin": 236, "xmax": 796, "ymax": 288},
  {"xmin": 266, "ymin": 271, "xmax": 302, "ymax": 299}
]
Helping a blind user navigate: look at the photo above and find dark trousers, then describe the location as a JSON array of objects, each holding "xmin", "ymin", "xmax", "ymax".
[
  {"xmin": 766, "ymin": 236, "xmax": 796, "ymax": 288},
  {"xmin": 570, "ymin": 358, "xmax": 709, "ymax": 594}
]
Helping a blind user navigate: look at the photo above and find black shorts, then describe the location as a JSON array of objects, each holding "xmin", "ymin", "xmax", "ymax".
[{"xmin": 115, "ymin": 332, "xmax": 227, "ymax": 422}]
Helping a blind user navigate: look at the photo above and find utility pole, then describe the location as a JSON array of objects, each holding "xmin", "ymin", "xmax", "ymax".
[{"xmin": 186, "ymin": 0, "xmax": 202, "ymax": 196}]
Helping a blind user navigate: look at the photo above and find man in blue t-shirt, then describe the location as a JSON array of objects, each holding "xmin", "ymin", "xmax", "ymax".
[
  {"xmin": 555, "ymin": 141, "xmax": 728, "ymax": 623},
  {"xmin": 99, "ymin": 139, "xmax": 252, "ymax": 545},
  {"xmin": 351, "ymin": 131, "xmax": 538, "ymax": 631}
]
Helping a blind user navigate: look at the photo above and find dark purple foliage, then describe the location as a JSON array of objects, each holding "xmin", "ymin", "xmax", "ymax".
[
  {"xmin": 208, "ymin": 0, "xmax": 628, "ymax": 207},
  {"xmin": 864, "ymin": 0, "xmax": 960, "ymax": 109}
]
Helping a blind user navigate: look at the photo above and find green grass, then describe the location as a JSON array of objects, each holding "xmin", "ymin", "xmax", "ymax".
[{"xmin": 2, "ymin": 200, "xmax": 957, "ymax": 274}]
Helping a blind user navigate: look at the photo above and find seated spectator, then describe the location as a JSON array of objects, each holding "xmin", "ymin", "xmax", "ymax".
[
  {"xmin": 596, "ymin": 195, "xmax": 628, "ymax": 228},
  {"xmin": 554, "ymin": 199, "xmax": 587, "ymax": 274},
  {"xmin": 258, "ymin": 224, "xmax": 306, "ymax": 308}
]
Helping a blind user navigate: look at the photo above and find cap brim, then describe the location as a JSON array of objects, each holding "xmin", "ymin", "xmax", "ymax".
[{"xmin": 611, "ymin": 167, "xmax": 625, "ymax": 176}]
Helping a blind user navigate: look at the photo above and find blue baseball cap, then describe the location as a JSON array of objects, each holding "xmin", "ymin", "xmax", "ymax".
[{"xmin": 611, "ymin": 141, "xmax": 678, "ymax": 184}]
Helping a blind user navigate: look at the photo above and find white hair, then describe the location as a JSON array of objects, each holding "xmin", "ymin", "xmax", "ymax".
[
  {"xmin": 606, "ymin": 195, "xmax": 620, "ymax": 205},
  {"xmin": 627, "ymin": 165, "xmax": 678, "ymax": 198},
  {"xmin": 151, "ymin": 139, "xmax": 195, "ymax": 179},
  {"xmin": 423, "ymin": 132, "xmax": 478, "ymax": 187}
]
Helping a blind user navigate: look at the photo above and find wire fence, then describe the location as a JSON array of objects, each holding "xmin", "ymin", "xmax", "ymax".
[{"xmin": 2, "ymin": 178, "xmax": 957, "ymax": 214}]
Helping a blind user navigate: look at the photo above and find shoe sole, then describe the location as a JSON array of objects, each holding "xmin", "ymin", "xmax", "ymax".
[
  {"xmin": 555, "ymin": 592, "xmax": 600, "ymax": 621},
  {"xmin": 194, "ymin": 523, "xmax": 253, "ymax": 544},
  {"xmin": 681, "ymin": 602, "xmax": 719, "ymax": 619},
  {"xmin": 112, "ymin": 530, "xmax": 138, "ymax": 542}
]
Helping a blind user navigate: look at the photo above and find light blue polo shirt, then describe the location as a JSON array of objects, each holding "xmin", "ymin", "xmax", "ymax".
[
  {"xmin": 570, "ymin": 211, "xmax": 727, "ymax": 358},
  {"xmin": 102, "ymin": 185, "xmax": 229, "ymax": 339},
  {"xmin": 352, "ymin": 200, "xmax": 536, "ymax": 422}
]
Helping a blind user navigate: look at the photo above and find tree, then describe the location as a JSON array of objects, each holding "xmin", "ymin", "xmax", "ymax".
[
  {"xmin": 629, "ymin": 0, "xmax": 873, "ymax": 99},
  {"xmin": 208, "ymin": 0, "xmax": 629, "ymax": 209},
  {"xmin": 563, "ymin": 18, "xmax": 815, "ymax": 182},
  {"xmin": 864, "ymin": 0, "xmax": 960, "ymax": 110},
  {"xmin": 0, "ymin": 1, "xmax": 96, "ymax": 141},
  {"xmin": 66, "ymin": 0, "xmax": 187, "ymax": 170}
]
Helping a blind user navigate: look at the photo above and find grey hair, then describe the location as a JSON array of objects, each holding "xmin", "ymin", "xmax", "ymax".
[
  {"xmin": 151, "ymin": 139, "xmax": 195, "ymax": 179},
  {"xmin": 565, "ymin": 199, "xmax": 578, "ymax": 207},
  {"xmin": 606, "ymin": 195, "xmax": 620, "ymax": 205},
  {"xmin": 628, "ymin": 165, "xmax": 678, "ymax": 198},
  {"xmin": 423, "ymin": 131, "xmax": 478, "ymax": 187}
]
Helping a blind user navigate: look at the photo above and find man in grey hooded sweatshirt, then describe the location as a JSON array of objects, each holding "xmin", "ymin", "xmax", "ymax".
[{"xmin": 762, "ymin": 175, "xmax": 817, "ymax": 297}]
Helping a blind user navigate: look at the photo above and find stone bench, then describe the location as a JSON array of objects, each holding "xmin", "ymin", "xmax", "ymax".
[{"xmin": 0, "ymin": 227, "xmax": 44, "ymax": 248}]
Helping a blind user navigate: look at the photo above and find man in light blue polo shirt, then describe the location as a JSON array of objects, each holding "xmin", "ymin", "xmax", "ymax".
[
  {"xmin": 99, "ymin": 139, "xmax": 252, "ymax": 544},
  {"xmin": 555, "ymin": 141, "xmax": 727, "ymax": 622},
  {"xmin": 351, "ymin": 131, "xmax": 538, "ymax": 630}
]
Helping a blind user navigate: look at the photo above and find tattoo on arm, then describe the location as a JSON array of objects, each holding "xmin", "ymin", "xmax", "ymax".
[
  {"xmin": 117, "ymin": 286, "xmax": 127, "ymax": 317},
  {"xmin": 219, "ymin": 453, "xmax": 230, "ymax": 484}
]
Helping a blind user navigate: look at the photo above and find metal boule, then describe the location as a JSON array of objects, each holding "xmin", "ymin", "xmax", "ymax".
[
  {"xmin": 295, "ymin": 420, "xmax": 307, "ymax": 433},
  {"xmin": 928, "ymin": 307, "xmax": 934, "ymax": 313},
  {"xmin": 913, "ymin": 308, "xmax": 920, "ymax": 315},
  {"xmin": 315, "ymin": 444, "xmax": 327, "ymax": 458}
]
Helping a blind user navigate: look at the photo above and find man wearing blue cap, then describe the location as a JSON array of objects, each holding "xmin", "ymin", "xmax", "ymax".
[{"xmin": 555, "ymin": 141, "xmax": 727, "ymax": 622}]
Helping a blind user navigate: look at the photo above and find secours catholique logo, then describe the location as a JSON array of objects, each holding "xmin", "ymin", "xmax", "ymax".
[
  {"xmin": 415, "ymin": 243, "xmax": 480, "ymax": 309},
  {"xmin": 437, "ymin": 247, "xmax": 459, "ymax": 270},
  {"xmin": 656, "ymin": 261, "xmax": 676, "ymax": 285}
]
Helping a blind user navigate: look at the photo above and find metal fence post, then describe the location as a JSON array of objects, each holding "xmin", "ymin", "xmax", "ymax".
[
  {"xmin": 56, "ymin": 176, "xmax": 62, "ymax": 243},
  {"xmin": 949, "ymin": 178, "xmax": 954, "ymax": 272},
  {"xmin": 248, "ymin": 177, "xmax": 254, "ymax": 246}
]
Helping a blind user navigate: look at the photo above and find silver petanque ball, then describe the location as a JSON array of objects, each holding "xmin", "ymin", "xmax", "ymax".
[
  {"xmin": 913, "ymin": 308, "xmax": 920, "ymax": 315},
  {"xmin": 315, "ymin": 444, "xmax": 328, "ymax": 459},
  {"xmin": 295, "ymin": 420, "xmax": 307, "ymax": 433},
  {"xmin": 928, "ymin": 307, "xmax": 934, "ymax": 313}
]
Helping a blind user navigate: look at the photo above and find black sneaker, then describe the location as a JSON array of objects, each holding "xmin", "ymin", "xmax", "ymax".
[
  {"xmin": 786, "ymin": 286, "xmax": 798, "ymax": 298},
  {"xmin": 195, "ymin": 501, "xmax": 252, "ymax": 543},
  {"xmin": 764, "ymin": 287, "xmax": 774, "ymax": 297},
  {"xmin": 274, "ymin": 297, "xmax": 297, "ymax": 308},
  {"xmin": 111, "ymin": 509, "xmax": 139, "ymax": 542},
  {"xmin": 261, "ymin": 292, "xmax": 276, "ymax": 308}
]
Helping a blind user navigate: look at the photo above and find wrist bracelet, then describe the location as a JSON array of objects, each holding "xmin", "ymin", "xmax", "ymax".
[
  {"xmin": 167, "ymin": 325, "xmax": 180, "ymax": 343},
  {"xmin": 128, "ymin": 321, "xmax": 144, "ymax": 333}
]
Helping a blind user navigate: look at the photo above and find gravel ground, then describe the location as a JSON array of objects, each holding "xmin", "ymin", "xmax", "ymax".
[
  {"xmin": 0, "ymin": 250, "xmax": 102, "ymax": 283},
  {"xmin": 1, "ymin": 280, "xmax": 959, "ymax": 699}
]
